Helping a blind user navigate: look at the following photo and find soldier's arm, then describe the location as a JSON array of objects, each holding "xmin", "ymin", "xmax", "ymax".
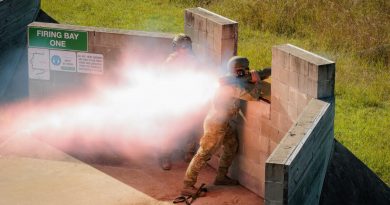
[
  {"xmin": 230, "ymin": 69, "xmax": 263, "ymax": 101},
  {"xmin": 235, "ymin": 81, "xmax": 262, "ymax": 101},
  {"xmin": 164, "ymin": 53, "xmax": 176, "ymax": 65}
]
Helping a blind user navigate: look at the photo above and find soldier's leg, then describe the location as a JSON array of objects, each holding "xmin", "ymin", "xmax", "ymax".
[
  {"xmin": 183, "ymin": 147, "xmax": 211, "ymax": 187},
  {"xmin": 214, "ymin": 126, "xmax": 239, "ymax": 185},
  {"xmin": 183, "ymin": 132, "xmax": 222, "ymax": 186},
  {"xmin": 183, "ymin": 129, "xmax": 202, "ymax": 162},
  {"xmin": 157, "ymin": 137, "xmax": 174, "ymax": 170},
  {"xmin": 183, "ymin": 123, "xmax": 225, "ymax": 186},
  {"xmin": 158, "ymin": 152, "xmax": 172, "ymax": 170}
]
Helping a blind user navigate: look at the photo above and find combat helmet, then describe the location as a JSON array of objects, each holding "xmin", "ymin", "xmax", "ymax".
[
  {"xmin": 227, "ymin": 56, "xmax": 250, "ymax": 77},
  {"xmin": 172, "ymin": 33, "xmax": 192, "ymax": 50}
]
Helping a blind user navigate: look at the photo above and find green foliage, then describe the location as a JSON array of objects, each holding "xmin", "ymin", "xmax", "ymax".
[
  {"xmin": 335, "ymin": 55, "xmax": 390, "ymax": 184},
  {"xmin": 41, "ymin": 0, "xmax": 185, "ymax": 33},
  {"xmin": 41, "ymin": 0, "xmax": 389, "ymax": 185},
  {"xmin": 169, "ymin": 0, "xmax": 212, "ymax": 7},
  {"xmin": 204, "ymin": 0, "xmax": 390, "ymax": 65}
]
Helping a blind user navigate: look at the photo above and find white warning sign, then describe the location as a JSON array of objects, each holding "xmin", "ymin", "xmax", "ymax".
[
  {"xmin": 28, "ymin": 48, "xmax": 50, "ymax": 80},
  {"xmin": 77, "ymin": 52, "xmax": 104, "ymax": 75},
  {"xmin": 49, "ymin": 50, "xmax": 76, "ymax": 72}
]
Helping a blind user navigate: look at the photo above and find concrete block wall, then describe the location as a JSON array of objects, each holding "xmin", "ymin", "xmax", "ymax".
[
  {"xmin": 28, "ymin": 22, "xmax": 174, "ymax": 98},
  {"xmin": 271, "ymin": 44, "xmax": 335, "ymax": 141},
  {"xmin": 232, "ymin": 100, "xmax": 272, "ymax": 196},
  {"xmin": 207, "ymin": 99, "xmax": 274, "ymax": 198},
  {"xmin": 265, "ymin": 99, "xmax": 334, "ymax": 205},
  {"xmin": 265, "ymin": 44, "xmax": 336, "ymax": 205},
  {"xmin": 211, "ymin": 44, "xmax": 335, "ymax": 199},
  {"xmin": 184, "ymin": 7, "xmax": 237, "ymax": 70}
]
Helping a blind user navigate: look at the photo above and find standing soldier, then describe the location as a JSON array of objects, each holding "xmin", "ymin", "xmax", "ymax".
[
  {"xmin": 181, "ymin": 56, "xmax": 262, "ymax": 196},
  {"xmin": 164, "ymin": 33, "xmax": 198, "ymax": 70},
  {"xmin": 158, "ymin": 33, "xmax": 204, "ymax": 170}
]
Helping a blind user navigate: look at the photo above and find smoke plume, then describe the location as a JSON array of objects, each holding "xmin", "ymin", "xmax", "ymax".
[{"xmin": 0, "ymin": 63, "xmax": 219, "ymax": 163}]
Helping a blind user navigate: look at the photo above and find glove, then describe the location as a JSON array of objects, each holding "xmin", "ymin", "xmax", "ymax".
[
  {"xmin": 257, "ymin": 67, "xmax": 271, "ymax": 80},
  {"xmin": 249, "ymin": 70, "xmax": 261, "ymax": 83}
]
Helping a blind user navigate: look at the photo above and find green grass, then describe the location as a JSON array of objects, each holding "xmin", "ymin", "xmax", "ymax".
[
  {"xmin": 41, "ymin": 0, "xmax": 390, "ymax": 185},
  {"xmin": 41, "ymin": 0, "xmax": 185, "ymax": 33}
]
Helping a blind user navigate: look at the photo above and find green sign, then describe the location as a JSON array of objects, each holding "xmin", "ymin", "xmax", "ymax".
[{"xmin": 28, "ymin": 27, "xmax": 88, "ymax": 51}]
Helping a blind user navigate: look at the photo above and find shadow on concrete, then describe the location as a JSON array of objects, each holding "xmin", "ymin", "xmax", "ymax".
[
  {"xmin": 320, "ymin": 140, "xmax": 390, "ymax": 205},
  {"xmin": 65, "ymin": 149, "xmax": 264, "ymax": 205}
]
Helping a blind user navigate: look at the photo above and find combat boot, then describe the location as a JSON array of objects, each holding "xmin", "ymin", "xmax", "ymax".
[
  {"xmin": 159, "ymin": 156, "xmax": 172, "ymax": 170},
  {"xmin": 181, "ymin": 185, "xmax": 206, "ymax": 197},
  {"xmin": 213, "ymin": 175, "xmax": 239, "ymax": 185},
  {"xmin": 214, "ymin": 167, "xmax": 238, "ymax": 185}
]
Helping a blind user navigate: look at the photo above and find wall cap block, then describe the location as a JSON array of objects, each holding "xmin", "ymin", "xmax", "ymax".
[
  {"xmin": 186, "ymin": 7, "xmax": 237, "ymax": 25},
  {"xmin": 273, "ymin": 44, "xmax": 334, "ymax": 66},
  {"xmin": 266, "ymin": 98, "xmax": 330, "ymax": 165},
  {"xmin": 28, "ymin": 22, "xmax": 175, "ymax": 39}
]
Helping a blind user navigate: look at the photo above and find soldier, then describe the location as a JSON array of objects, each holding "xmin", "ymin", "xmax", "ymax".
[
  {"xmin": 181, "ymin": 56, "xmax": 262, "ymax": 196},
  {"xmin": 164, "ymin": 33, "xmax": 198, "ymax": 69},
  {"xmin": 159, "ymin": 33, "xmax": 203, "ymax": 170}
]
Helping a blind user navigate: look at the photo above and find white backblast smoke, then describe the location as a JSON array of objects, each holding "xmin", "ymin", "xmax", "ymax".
[{"xmin": 0, "ymin": 63, "xmax": 219, "ymax": 162}]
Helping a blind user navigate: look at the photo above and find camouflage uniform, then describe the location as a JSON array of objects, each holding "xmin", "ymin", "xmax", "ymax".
[
  {"xmin": 184, "ymin": 76, "xmax": 262, "ymax": 187},
  {"xmin": 164, "ymin": 51, "xmax": 198, "ymax": 68},
  {"xmin": 158, "ymin": 34, "xmax": 205, "ymax": 170},
  {"xmin": 164, "ymin": 33, "xmax": 197, "ymax": 70}
]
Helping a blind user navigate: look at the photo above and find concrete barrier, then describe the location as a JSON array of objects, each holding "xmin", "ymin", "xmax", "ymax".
[
  {"xmin": 264, "ymin": 44, "xmax": 335, "ymax": 204},
  {"xmin": 265, "ymin": 99, "xmax": 334, "ymax": 205},
  {"xmin": 184, "ymin": 7, "xmax": 237, "ymax": 72},
  {"xmin": 0, "ymin": 0, "xmax": 40, "ymax": 103},
  {"xmin": 27, "ymin": 22, "xmax": 174, "ymax": 98}
]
